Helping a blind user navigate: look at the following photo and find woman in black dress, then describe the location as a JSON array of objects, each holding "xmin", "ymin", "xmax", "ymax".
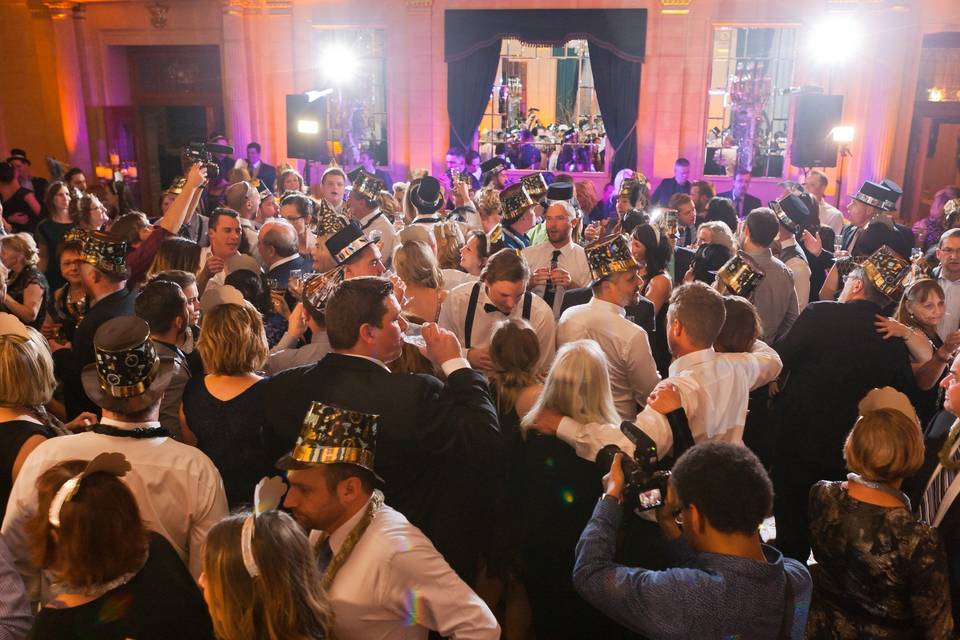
[
  {"xmin": 0, "ymin": 316, "xmax": 96, "ymax": 515},
  {"xmin": 0, "ymin": 161, "xmax": 40, "ymax": 233},
  {"xmin": 181, "ymin": 298, "xmax": 272, "ymax": 507},
  {"xmin": 1, "ymin": 233, "xmax": 48, "ymax": 329},
  {"xmin": 518, "ymin": 339, "xmax": 629, "ymax": 639},
  {"xmin": 631, "ymin": 223, "xmax": 673, "ymax": 377},
  {"xmin": 35, "ymin": 181, "xmax": 74, "ymax": 291},
  {"xmin": 27, "ymin": 458, "xmax": 213, "ymax": 639}
]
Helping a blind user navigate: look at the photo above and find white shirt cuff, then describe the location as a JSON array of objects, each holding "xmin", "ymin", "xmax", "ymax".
[{"xmin": 441, "ymin": 357, "xmax": 471, "ymax": 376}]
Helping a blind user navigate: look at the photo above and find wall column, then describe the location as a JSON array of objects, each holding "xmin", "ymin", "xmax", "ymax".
[
  {"xmin": 220, "ymin": 0, "xmax": 252, "ymax": 147},
  {"xmin": 43, "ymin": 1, "xmax": 91, "ymax": 170}
]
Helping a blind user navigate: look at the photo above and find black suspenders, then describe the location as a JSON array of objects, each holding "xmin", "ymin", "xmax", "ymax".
[{"xmin": 463, "ymin": 282, "xmax": 532, "ymax": 349}]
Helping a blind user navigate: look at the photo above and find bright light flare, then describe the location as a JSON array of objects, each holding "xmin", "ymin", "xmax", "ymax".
[
  {"xmin": 807, "ymin": 19, "xmax": 861, "ymax": 64},
  {"xmin": 296, "ymin": 119, "xmax": 320, "ymax": 135},
  {"xmin": 322, "ymin": 45, "xmax": 359, "ymax": 84},
  {"xmin": 831, "ymin": 126, "xmax": 855, "ymax": 144}
]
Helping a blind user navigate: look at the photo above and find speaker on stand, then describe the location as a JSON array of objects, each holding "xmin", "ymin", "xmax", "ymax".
[{"xmin": 790, "ymin": 94, "xmax": 844, "ymax": 168}]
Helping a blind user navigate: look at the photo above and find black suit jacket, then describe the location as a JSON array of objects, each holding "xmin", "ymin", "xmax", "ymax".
[
  {"xmin": 904, "ymin": 409, "xmax": 960, "ymax": 625},
  {"xmin": 773, "ymin": 300, "xmax": 915, "ymax": 470},
  {"xmin": 559, "ymin": 288, "xmax": 656, "ymax": 335},
  {"xmin": 717, "ymin": 190, "xmax": 762, "ymax": 219},
  {"xmin": 670, "ymin": 246, "xmax": 695, "ymax": 284},
  {"xmin": 254, "ymin": 163, "xmax": 277, "ymax": 193},
  {"xmin": 64, "ymin": 287, "xmax": 138, "ymax": 417},
  {"xmin": 261, "ymin": 353, "xmax": 502, "ymax": 582}
]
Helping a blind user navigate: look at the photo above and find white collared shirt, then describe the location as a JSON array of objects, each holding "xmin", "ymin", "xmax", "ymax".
[
  {"xmin": 819, "ymin": 200, "xmax": 845, "ymax": 235},
  {"xmin": 780, "ymin": 238, "xmax": 812, "ymax": 311},
  {"xmin": 938, "ymin": 273, "xmax": 960, "ymax": 341},
  {"xmin": 315, "ymin": 500, "xmax": 500, "ymax": 640},
  {"xmin": 359, "ymin": 208, "xmax": 399, "ymax": 267},
  {"xmin": 438, "ymin": 280, "xmax": 556, "ymax": 373},
  {"xmin": 557, "ymin": 296, "xmax": 660, "ymax": 420},
  {"xmin": 441, "ymin": 269, "xmax": 478, "ymax": 293},
  {"xmin": 522, "ymin": 240, "xmax": 592, "ymax": 316},
  {"xmin": 555, "ymin": 341, "xmax": 782, "ymax": 461},
  {"xmin": 2, "ymin": 425, "xmax": 228, "ymax": 600},
  {"xmin": 268, "ymin": 252, "xmax": 300, "ymax": 270}
]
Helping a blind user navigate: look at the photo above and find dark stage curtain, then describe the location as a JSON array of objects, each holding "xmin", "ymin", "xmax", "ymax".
[
  {"xmin": 588, "ymin": 41, "xmax": 640, "ymax": 180},
  {"xmin": 555, "ymin": 58, "xmax": 578, "ymax": 125},
  {"xmin": 444, "ymin": 9, "xmax": 647, "ymax": 178},
  {"xmin": 447, "ymin": 40, "xmax": 502, "ymax": 152}
]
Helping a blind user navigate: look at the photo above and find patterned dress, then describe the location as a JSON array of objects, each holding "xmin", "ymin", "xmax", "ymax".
[{"xmin": 806, "ymin": 481, "xmax": 954, "ymax": 639}]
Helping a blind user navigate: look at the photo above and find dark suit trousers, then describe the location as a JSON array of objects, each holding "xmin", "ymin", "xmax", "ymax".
[{"xmin": 772, "ymin": 457, "xmax": 845, "ymax": 562}]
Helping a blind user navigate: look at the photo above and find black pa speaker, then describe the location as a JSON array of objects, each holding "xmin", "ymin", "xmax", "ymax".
[
  {"xmin": 790, "ymin": 94, "xmax": 844, "ymax": 168},
  {"xmin": 286, "ymin": 94, "xmax": 328, "ymax": 162}
]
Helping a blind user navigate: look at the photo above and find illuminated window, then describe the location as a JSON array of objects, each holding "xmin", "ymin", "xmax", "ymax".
[
  {"xmin": 704, "ymin": 27, "xmax": 797, "ymax": 178},
  {"xmin": 478, "ymin": 39, "xmax": 605, "ymax": 173}
]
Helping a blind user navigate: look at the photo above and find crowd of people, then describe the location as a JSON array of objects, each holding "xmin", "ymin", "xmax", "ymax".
[{"xmin": 0, "ymin": 137, "xmax": 959, "ymax": 640}]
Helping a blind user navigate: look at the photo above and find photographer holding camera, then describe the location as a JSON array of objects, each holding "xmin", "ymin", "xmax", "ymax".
[{"xmin": 573, "ymin": 442, "xmax": 812, "ymax": 639}]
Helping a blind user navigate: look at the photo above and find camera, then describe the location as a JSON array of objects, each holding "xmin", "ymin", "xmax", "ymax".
[
  {"xmin": 184, "ymin": 141, "xmax": 234, "ymax": 180},
  {"xmin": 596, "ymin": 421, "xmax": 672, "ymax": 511}
]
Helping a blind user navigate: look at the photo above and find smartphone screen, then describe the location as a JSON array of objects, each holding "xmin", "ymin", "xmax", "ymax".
[{"xmin": 637, "ymin": 488, "xmax": 663, "ymax": 510}]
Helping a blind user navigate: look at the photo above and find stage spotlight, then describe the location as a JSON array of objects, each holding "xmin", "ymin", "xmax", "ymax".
[
  {"xmin": 807, "ymin": 19, "xmax": 861, "ymax": 64},
  {"xmin": 831, "ymin": 126, "xmax": 855, "ymax": 144},
  {"xmin": 297, "ymin": 119, "xmax": 320, "ymax": 135},
  {"xmin": 322, "ymin": 44, "xmax": 359, "ymax": 84}
]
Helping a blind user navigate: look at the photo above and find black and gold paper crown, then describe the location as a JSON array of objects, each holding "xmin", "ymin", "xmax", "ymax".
[
  {"xmin": 500, "ymin": 183, "xmax": 535, "ymax": 225},
  {"xmin": 586, "ymin": 234, "xmax": 638, "ymax": 283},
  {"xmin": 92, "ymin": 317, "xmax": 160, "ymax": 398},
  {"xmin": 348, "ymin": 168, "xmax": 384, "ymax": 202},
  {"xmin": 80, "ymin": 231, "xmax": 129, "ymax": 278},
  {"xmin": 314, "ymin": 199, "xmax": 349, "ymax": 237},
  {"xmin": 519, "ymin": 173, "xmax": 549, "ymax": 203},
  {"xmin": 619, "ymin": 178, "xmax": 639, "ymax": 200},
  {"xmin": 718, "ymin": 250, "xmax": 766, "ymax": 298},
  {"xmin": 863, "ymin": 245, "xmax": 911, "ymax": 301},
  {"xmin": 277, "ymin": 401, "xmax": 381, "ymax": 478},
  {"xmin": 63, "ymin": 227, "xmax": 88, "ymax": 245},
  {"xmin": 302, "ymin": 268, "xmax": 344, "ymax": 316},
  {"xmin": 325, "ymin": 220, "xmax": 377, "ymax": 266}
]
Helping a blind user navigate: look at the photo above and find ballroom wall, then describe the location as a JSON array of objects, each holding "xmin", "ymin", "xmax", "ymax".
[{"xmin": 1, "ymin": 0, "xmax": 958, "ymax": 217}]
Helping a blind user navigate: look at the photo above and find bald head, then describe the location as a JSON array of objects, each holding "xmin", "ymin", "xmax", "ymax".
[{"xmin": 259, "ymin": 219, "xmax": 299, "ymax": 266}]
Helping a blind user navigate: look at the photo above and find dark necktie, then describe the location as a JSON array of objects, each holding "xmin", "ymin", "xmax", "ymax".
[
  {"xmin": 543, "ymin": 249, "xmax": 562, "ymax": 308},
  {"xmin": 483, "ymin": 303, "xmax": 509, "ymax": 315},
  {"xmin": 920, "ymin": 445, "xmax": 960, "ymax": 525},
  {"xmin": 317, "ymin": 537, "xmax": 333, "ymax": 573}
]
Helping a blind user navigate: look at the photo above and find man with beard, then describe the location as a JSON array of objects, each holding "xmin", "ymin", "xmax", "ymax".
[
  {"xmin": 557, "ymin": 234, "xmax": 660, "ymax": 420},
  {"xmin": 278, "ymin": 402, "xmax": 498, "ymax": 640},
  {"xmin": 522, "ymin": 196, "xmax": 590, "ymax": 318}
]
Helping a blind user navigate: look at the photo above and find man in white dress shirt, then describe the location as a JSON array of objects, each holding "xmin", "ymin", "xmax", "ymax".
[
  {"xmin": 522, "ymin": 197, "xmax": 590, "ymax": 318},
  {"xmin": 439, "ymin": 248, "xmax": 556, "ymax": 374},
  {"xmin": 557, "ymin": 234, "xmax": 660, "ymax": 420},
  {"xmin": 3, "ymin": 316, "xmax": 228, "ymax": 600},
  {"xmin": 529, "ymin": 282, "xmax": 781, "ymax": 462},
  {"xmin": 347, "ymin": 168, "xmax": 397, "ymax": 268},
  {"xmin": 937, "ymin": 229, "xmax": 960, "ymax": 341},
  {"xmin": 278, "ymin": 401, "xmax": 499, "ymax": 640},
  {"xmin": 804, "ymin": 170, "xmax": 844, "ymax": 235}
]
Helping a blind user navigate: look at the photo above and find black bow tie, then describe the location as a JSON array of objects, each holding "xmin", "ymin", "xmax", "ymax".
[{"xmin": 483, "ymin": 303, "xmax": 509, "ymax": 315}]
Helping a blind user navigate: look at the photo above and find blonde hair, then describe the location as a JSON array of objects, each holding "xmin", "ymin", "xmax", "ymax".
[
  {"xmin": 434, "ymin": 222, "xmax": 465, "ymax": 271},
  {"xmin": 522, "ymin": 340, "xmax": 619, "ymax": 430},
  {"xmin": 0, "ymin": 233, "xmax": 40, "ymax": 266},
  {"xmin": 489, "ymin": 319, "xmax": 542, "ymax": 415},
  {"xmin": 203, "ymin": 511, "xmax": 332, "ymax": 640},
  {"xmin": 0, "ymin": 326, "xmax": 56, "ymax": 406},
  {"xmin": 844, "ymin": 408, "xmax": 925, "ymax": 483},
  {"xmin": 476, "ymin": 188, "xmax": 502, "ymax": 220},
  {"xmin": 698, "ymin": 221, "xmax": 736, "ymax": 251},
  {"xmin": 393, "ymin": 241, "xmax": 442, "ymax": 289},
  {"xmin": 197, "ymin": 301, "xmax": 268, "ymax": 375}
]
